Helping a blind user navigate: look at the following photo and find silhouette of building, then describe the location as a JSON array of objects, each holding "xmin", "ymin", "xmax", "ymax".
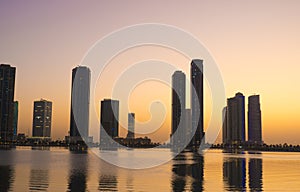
[
  {"xmin": 171, "ymin": 71, "xmax": 186, "ymax": 151},
  {"xmin": 225, "ymin": 92, "xmax": 245, "ymax": 145},
  {"xmin": 69, "ymin": 66, "xmax": 90, "ymax": 143},
  {"xmin": 126, "ymin": 113, "xmax": 135, "ymax": 139},
  {"xmin": 13, "ymin": 101, "xmax": 18, "ymax": 141},
  {"xmin": 222, "ymin": 107, "xmax": 228, "ymax": 144},
  {"xmin": 100, "ymin": 99, "xmax": 119, "ymax": 148},
  {"xmin": 185, "ymin": 109, "xmax": 192, "ymax": 146},
  {"xmin": 248, "ymin": 95, "xmax": 262, "ymax": 144},
  {"xmin": 191, "ymin": 59, "xmax": 204, "ymax": 148},
  {"xmin": 32, "ymin": 99, "xmax": 52, "ymax": 138},
  {"xmin": 0, "ymin": 64, "xmax": 16, "ymax": 142}
]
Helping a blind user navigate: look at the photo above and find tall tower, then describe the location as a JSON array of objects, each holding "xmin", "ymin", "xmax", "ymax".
[
  {"xmin": 13, "ymin": 101, "xmax": 18, "ymax": 140},
  {"xmin": 222, "ymin": 107, "xmax": 228, "ymax": 145},
  {"xmin": 248, "ymin": 95, "xmax": 262, "ymax": 144},
  {"xmin": 127, "ymin": 113, "xmax": 135, "ymax": 139},
  {"xmin": 191, "ymin": 59, "xmax": 204, "ymax": 148},
  {"xmin": 0, "ymin": 64, "xmax": 16, "ymax": 142},
  {"xmin": 32, "ymin": 99, "xmax": 52, "ymax": 138},
  {"xmin": 227, "ymin": 92, "xmax": 245, "ymax": 144},
  {"xmin": 100, "ymin": 99, "xmax": 119, "ymax": 147},
  {"xmin": 70, "ymin": 66, "xmax": 90, "ymax": 142},
  {"xmin": 171, "ymin": 71, "xmax": 186, "ymax": 151}
]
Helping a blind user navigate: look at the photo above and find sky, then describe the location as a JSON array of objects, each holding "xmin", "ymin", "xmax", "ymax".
[{"xmin": 0, "ymin": 0, "xmax": 299, "ymax": 144}]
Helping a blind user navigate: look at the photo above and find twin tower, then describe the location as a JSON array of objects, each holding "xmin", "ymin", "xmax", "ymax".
[{"xmin": 171, "ymin": 59, "xmax": 204, "ymax": 151}]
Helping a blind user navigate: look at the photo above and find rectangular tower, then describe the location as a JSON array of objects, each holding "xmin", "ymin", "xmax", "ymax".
[
  {"xmin": 32, "ymin": 99, "xmax": 52, "ymax": 138},
  {"xmin": 191, "ymin": 59, "xmax": 204, "ymax": 148},
  {"xmin": 171, "ymin": 71, "xmax": 186, "ymax": 151},
  {"xmin": 70, "ymin": 66, "xmax": 90, "ymax": 142},
  {"xmin": 248, "ymin": 95, "xmax": 262, "ymax": 144},
  {"xmin": 100, "ymin": 99, "xmax": 119, "ymax": 148},
  {"xmin": 226, "ymin": 92, "xmax": 245, "ymax": 145},
  {"xmin": 127, "ymin": 113, "xmax": 135, "ymax": 139},
  {"xmin": 0, "ymin": 64, "xmax": 16, "ymax": 142},
  {"xmin": 13, "ymin": 101, "xmax": 18, "ymax": 141}
]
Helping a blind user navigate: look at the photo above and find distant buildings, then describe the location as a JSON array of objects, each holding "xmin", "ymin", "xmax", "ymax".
[
  {"xmin": 191, "ymin": 59, "xmax": 204, "ymax": 148},
  {"xmin": 248, "ymin": 95, "xmax": 262, "ymax": 144},
  {"xmin": 0, "ymin": 64, "xmax": 16, "ymax": 142},
  {"xmin": 13, "ymin": 101, "xmax": 18, "ymax": 141},
  {"xmin": 69, "ymin": 66, "xmax": 90, "ymax": 143},
  {"xmin": 100, "ymin": 99, "xmax": 119, "ymax": 148},
  {"xmin": 171, "ymin": 71, "xmax": 186, "ymax": 151},
  {"xmin": 32, "ymin": 99, "xmax": 52, "ymax": 138},
  {"xmin": 223, "ymin": 93, "xmax": 263, "ymax": 146},
  {"xmin": 126, "ymin": 113, "xmax": 135, "ymax": 139}
]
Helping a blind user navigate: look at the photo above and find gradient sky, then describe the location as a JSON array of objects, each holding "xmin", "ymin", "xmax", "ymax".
[{"xmin": 0, "ymin": 1, "xmax": 299, "ymax": 144}]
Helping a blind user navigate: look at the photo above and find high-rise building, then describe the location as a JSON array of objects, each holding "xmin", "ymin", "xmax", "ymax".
[
  {"xmin": 248, "ymin": 95, "xmax": 262, "ymax": 144},
  {"xmin": 185, "ymin": 108, "xmax": 192, "ymax": 146},
  {"xmin": 171, "ymin": 71, "xmax": 186, "ymax": 151},
  {"xmin": 100, "ymin": 99, "xmax": 119, "ymax": 147},
  {"xmin": 222, "ymin": 107, "xmax": 228, "ymax": 144},
  {"xmin": 13, "ymin": 101, "xmax": 18, "ymax": 140},
  {"xmin": 0, "ymin": 64, "xmax": 16, "ymax": 142},
  {"xmin": 191, "ymin": 59, "xmax": 204, "ymax": 148},
  {"xmin": 226, "ymin": 92, "xmax": 245, "ymax": 144},
  {"xmin": 126, "ymin": 113, "xmax": 135, "ymax": 139},
  {"xmin": 69, "ymin": 66, "xmax": 90, "ymax": 142},
  {"xmin": 32, "ymin": 99, "xmax": 52, "ymax": 138}
]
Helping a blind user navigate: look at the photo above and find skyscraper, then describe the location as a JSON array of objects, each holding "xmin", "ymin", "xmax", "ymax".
[
  {"xmin": 248, "ymin": 95, "xmax": 262, "ymax": 144},
  {"xmin": 70, "ymin": 66, "xmax": 90, "ymax": 142},
  {"xmin": 0, "ymin": 64, "xmax": 16, "ymax": 142},
  {"xmin": 222, "ymin": 107, "xmax": 228, "ymax": 145},
  {"xmin": 171, "ymin": 71, "xmax": 186, "ymax": 151},
  {"xmin": 185, "ymin": 108, "xmax": 192, "ymax": 146},
  {"xmin": 13, "ymin": 101, "xmax": 18, "ymax": 140},
  {"xmin": 100, "ymin": 99, "xmax": 119, "ymax": 147},
  {"xmin": 191, "ymin": 59, "xmax": 204, "ymax": 148},
  {"xmin": 32, "ymin": 99, "xmax": 52, "ymax": 138},
  {"xmin": 127, "ymin": 113, "xmax": 135, "ymax": 139},
  {"xmin": 226, "ymin": 92, "xmax": 245, "ymax": 145}
]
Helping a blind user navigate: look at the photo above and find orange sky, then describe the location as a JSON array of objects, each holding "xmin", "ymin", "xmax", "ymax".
[{"xmin": 0, "ymin": 1, "xmax": 299, "ymax": 144}]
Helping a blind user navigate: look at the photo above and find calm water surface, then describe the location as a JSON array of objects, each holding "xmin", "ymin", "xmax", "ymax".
[{"xmin": 0, "ymin": 147, "xmax": 300, "ymax": 191}]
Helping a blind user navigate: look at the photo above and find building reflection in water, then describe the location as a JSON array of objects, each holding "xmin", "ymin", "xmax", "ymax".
[
  {"xmin": 68, "ymin": 153, "xmax": 88, "ymax": 192},
  {"xmin": 223, "ymin": 157, "xmax": 246, "ymax": 191},
  {"xmin": 0, "ymin": 165, "xmax": 15, "ymax": 191},
  {"xmin": 249, "ymin": 158, "xmax": 263, "ymax": 191},
  {"xmin": 29, "ymin": 169, "xmax": 49, "ymax": 191},
  {"xmin": 98, "ymin": 160, "xmax": 118, "ymax": 192},
  {"xmin": 172, "ymin": 152, "xmax": 204, "ymax": 192}
]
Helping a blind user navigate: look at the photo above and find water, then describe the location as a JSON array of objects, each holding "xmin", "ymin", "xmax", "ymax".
[{"xmin": 0, "ymin": 147, "xmax": 300, "ymax": 191}]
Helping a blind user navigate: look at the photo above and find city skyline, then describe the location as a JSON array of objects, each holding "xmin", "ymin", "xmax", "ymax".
[{"xmin": 0, "ymin": 1, "xmax": 300, "ymax": 144}]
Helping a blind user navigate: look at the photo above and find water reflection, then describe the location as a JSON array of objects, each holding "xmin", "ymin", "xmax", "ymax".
[
  {"xmin": 223, "ymin": 157, "xmax": 246, "ymax": 191},
  {"xmin": 249, "ymin": 158, "xmax": 263, "ymax": 191},
  {"xmin": 29, "ymin": 169, "xmax": 49, "ymax": 191},
  {"xmin": 98, "ymin": 161, "xmax": 118, "ymax": 191},
  {"xmin": 0, "ymin": 165, "xmax": 14, "ymax": 191},
  {"xmin": 68, "ymin": 153, "xmax": 88, "ymax": 192},
  {"xmin": 172, "ymin": 152, "xmax": 204, "ymax": 192}
]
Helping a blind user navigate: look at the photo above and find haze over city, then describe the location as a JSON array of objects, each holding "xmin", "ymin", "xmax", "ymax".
[{"xmin": 0, "ymin": 1, "xmax": 300, "ymax": 144}]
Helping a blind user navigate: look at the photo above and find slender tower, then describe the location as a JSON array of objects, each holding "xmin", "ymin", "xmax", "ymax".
[
  {"xmin": 70, "ymin": 66, "xmax": 90, "ymax": 143},
  {"xmin": 127, "ymin": 113, "xmax": 135, "ymax": 139},
  {"xmin": 248, "ymin": 95, "xmax": 262, "ymax": 144},
  {"xmin": 191, "ymin": 59, "xmax": 204, "ymax": 148},
  {"xmin": 171, "ymin": 71, "xmax": 186, "ymax": 151}
]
